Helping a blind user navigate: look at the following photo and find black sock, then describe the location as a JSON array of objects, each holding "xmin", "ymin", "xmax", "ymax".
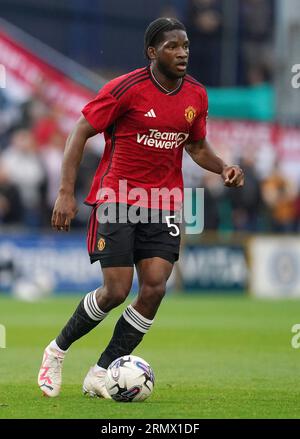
[
  {"xmin": 97, "ymin": 305, "xmax": 153, "ymax": 369},
  {"xmin": 56, "ymin": 290, "xmax": 107, "ymax": 351}
]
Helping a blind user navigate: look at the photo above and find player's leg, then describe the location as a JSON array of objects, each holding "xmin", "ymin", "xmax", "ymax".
[
  {"xmin": 82, "ymin": 203, "xmax": 139, "ymax": 397},
  {"xmin": 81, "ymin": 266, "xmax": 135, "ymax": 398},
  {"xmin": 132, "ymin": 256, "xmax": 173, "ymax": 318},
  {"xmin": 55, "ymin": 267, "xmax": 133, "ymax": 350},
  {"xmin": 38, "ymin": 203, "xmax": 135, "ymax": 397},
  {"xmin": 38, "ymin": 266, "xmax": 133, "ymax": 397},
  {"xmin": 83, "ymin": 209, "xmax": 179, "ymax": 397},
  {"xmin": 94, "ymin": 257, "xmax": 173, "ymax": 371},
  {"xmin": 92, "ymin": 209, "xmax": 180, "ymax": 371}
]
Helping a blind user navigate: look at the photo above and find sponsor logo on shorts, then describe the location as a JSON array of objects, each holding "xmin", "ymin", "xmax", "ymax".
[{"xmin": 97, "ymin": 238, "xmax": 106, "ymax": 251}]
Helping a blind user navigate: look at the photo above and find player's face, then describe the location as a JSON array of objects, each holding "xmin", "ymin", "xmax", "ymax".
[{"xmin": 154, "ymin": 30, "xmax": 189, "ymax": 79}]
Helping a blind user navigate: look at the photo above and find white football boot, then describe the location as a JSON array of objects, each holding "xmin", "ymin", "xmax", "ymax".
[
  {"xmin": 38, "ymin": 345, "xmax": 65, "ymax": 397},
  {"xmin": 82, "ymin": 366, "xmax": 111, "ymax": 399}
]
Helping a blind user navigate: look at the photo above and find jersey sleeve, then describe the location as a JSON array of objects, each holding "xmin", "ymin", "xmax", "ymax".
[
  {"xmin": 81, "ymin": 82, "xmax": 126, "ymax": 133},
  {"xmin": 188, "ymin": 88, "xmax": 208, "ymax": 141}
]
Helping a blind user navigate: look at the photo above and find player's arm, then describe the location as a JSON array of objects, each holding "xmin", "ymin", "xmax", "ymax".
[
  {"xmin": 185, "ymin": 138, "xmax": 244, "ymax": 187},
  {"xmin": 52, "ymin": 115, "xmax": 98, "ymax": 231}
]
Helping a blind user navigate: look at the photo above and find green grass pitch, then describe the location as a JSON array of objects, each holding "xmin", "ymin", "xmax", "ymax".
[{"xmin": 1, "ymin": 293, "xmax": 300, "ymax": 419}]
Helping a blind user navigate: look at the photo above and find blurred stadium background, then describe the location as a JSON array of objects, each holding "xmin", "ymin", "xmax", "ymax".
[{"xmin": 1, "ymin": 0, "xmax": 300, "ymax": 420}]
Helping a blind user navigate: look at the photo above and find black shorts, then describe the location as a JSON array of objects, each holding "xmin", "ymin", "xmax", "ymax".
[{"xmin": 87, "ymin": 203, "xmax": 181, "ymax": 268}]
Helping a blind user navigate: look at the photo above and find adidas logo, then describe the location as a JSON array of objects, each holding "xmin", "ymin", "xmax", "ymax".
[{"xmin": 144, "ymin": 109, "xmax": 156, "ymax": 118}]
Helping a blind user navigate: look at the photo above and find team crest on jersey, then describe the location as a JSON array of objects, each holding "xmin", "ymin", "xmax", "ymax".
[
  {"xmin": 185, "ymin": 106, "xmax": 197, "ymax": 123},
  {"xmin": 97, "ymin": 238, "xmax": 106, "ymax": 251}
]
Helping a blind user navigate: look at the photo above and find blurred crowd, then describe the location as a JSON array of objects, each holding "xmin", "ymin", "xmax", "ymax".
[
  {"xmin": 0, "ymin": 88, "xmax": 101, "ymax": 229},
  {"xmin": 186, "ymin": 0, "xmax": 274, "ymax": 86},
  {"xmin": 183, "ymin": 153, "xmax": 300, "ymax": 234},
  {"xmin": 0, "ymin": 85, "xmax": 300, "ymax": 235}
]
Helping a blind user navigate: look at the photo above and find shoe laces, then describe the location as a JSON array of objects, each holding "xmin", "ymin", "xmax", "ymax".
[{"xmin": 46, "ymin": 351, "xmax": 64, "ymax": 378}]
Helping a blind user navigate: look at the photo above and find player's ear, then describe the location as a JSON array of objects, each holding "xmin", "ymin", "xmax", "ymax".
[{"xmin": 147, "ymin": 46, "xmax": 157, "ymax": 61}]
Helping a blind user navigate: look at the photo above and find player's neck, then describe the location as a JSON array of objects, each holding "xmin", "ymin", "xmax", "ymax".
[{"xmin": 150, "ymin": 65, "xmax": 182, "ymax": 93}]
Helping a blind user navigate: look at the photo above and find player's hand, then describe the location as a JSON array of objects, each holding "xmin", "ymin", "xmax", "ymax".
[
  {"xmin": 221, "ymin": 165, "xmax": 244, "ymax": 187},
  {"xmin": 51, "ymin": 193, "xmax": 78, "ymax": 232}
]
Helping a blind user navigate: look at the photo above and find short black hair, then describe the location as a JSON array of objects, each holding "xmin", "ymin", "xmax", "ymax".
[{"xmin": 144, "ymin": 17, "xmax": 186, "ymax": 59}]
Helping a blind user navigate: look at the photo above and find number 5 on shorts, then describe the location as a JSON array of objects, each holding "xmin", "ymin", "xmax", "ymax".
[{"xmin": 166, "ymin": 215, "xmax": 180, "ymax": 237}]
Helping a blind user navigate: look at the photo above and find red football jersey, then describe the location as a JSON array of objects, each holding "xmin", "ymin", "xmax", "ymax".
[{"xmin": 82, "ymin": 66, "xmax": 208, "ymax": 210}]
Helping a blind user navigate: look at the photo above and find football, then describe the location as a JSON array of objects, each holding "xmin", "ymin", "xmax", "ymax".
[{"xmin": 105, "ymin": 355, "xmax": 155, "ymax": 402}]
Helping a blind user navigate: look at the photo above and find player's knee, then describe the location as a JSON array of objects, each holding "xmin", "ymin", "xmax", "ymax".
[
  {"xmin": 96, "ymin": 283, "xmax": 130, "ymax": 308},
  {"xmin": 111, "ymin": 287, "xmax": 130, "ymax": 306},
  {"xmin": 140, "ymin": 282, "xmax": 166, "ymax": 303},
  {"xmin": 107, "ymin": 283, "xmax": 130, "ymax": 306}
]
